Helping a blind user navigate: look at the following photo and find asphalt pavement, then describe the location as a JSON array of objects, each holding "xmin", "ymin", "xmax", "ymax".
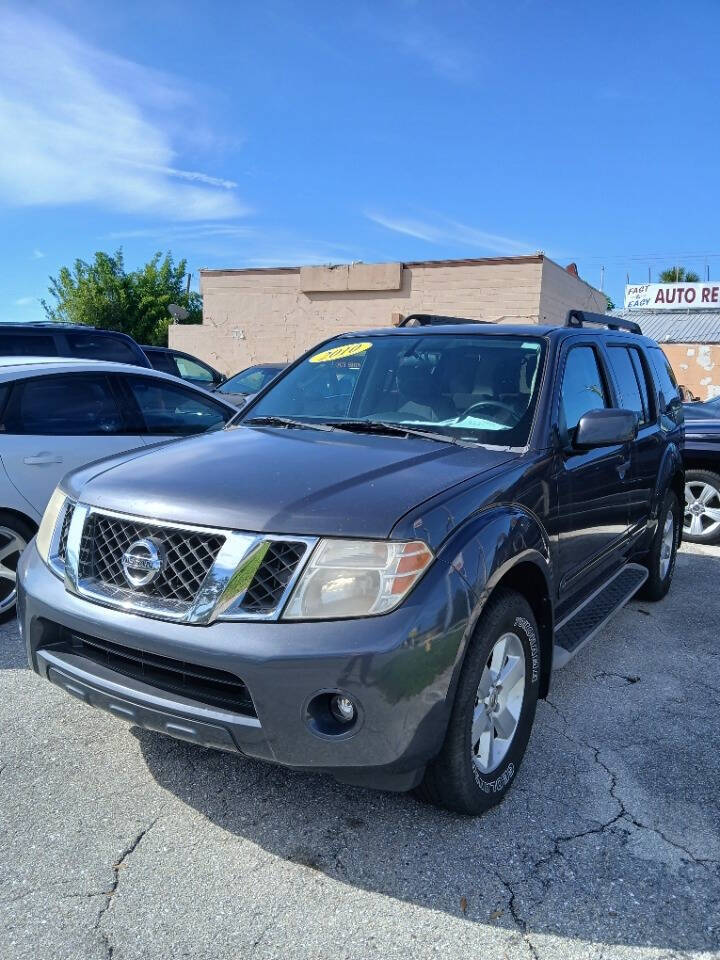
[{"xmin": 1, "ymin": 542, "xmax": 719, "ymax": 960}]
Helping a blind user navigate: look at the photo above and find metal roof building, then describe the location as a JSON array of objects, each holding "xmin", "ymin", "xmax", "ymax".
[{"xmin": 611, "ymin": 310, "xmax": 720, "ymax": 344}]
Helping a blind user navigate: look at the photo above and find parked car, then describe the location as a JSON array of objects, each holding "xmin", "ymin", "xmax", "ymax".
[
  {"xmin": 212, "ymin": 363, "xmax": 285, "ymax": 406},
  {"xmin": 0, "ymin": 322, "xmax": 151, "ymax": 368},
  {"xmin": 0, "ymin": 357, "xmax": 237, "ymax": 621},
  {"xmin": 19, "ymin": 311, "xmax": 683, "ymax": 814},
  {"xmin": 683, "ymin": 395, "xmax": 720, "ymax": 419},
  {"xmin": 142, "ymin": 345, "xmax": 225, "ymax": 391},
  {"xmin": 681, "ymin": 416, "xmax": 720, "ymax": 544}
]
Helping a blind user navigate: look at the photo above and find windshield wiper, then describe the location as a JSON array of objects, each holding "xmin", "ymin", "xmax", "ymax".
[
  {"xmin": 327, "ymin": 420, "xmax": 471, "ymax": 446},
  {"xmin": 243, "ymin": 416, "xmax": 334, "ymax": 432}
]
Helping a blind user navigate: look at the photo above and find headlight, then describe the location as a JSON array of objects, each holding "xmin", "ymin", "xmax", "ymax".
[
  {"xmin": 283, "ymin": 538, "xmax": 433, "ymax": 620},
  {"xmin": 35, "ymin": 488, "xmax": 68, "ymax": 565}
]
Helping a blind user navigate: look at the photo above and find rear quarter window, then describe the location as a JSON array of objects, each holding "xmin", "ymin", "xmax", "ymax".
[
  {"xmin": 0, "ymin": 332, "xmax": 58, "ymax": 356},
  {"xmin": 65, "ymin": 331, "xmax": 141, "ymax": 365}
]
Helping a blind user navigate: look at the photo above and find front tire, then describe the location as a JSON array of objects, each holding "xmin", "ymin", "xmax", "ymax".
[
  {"xmin": 0, "ymin": 513, "xmax": 33, "ymax": 623},
  {"xmin": 683, "ymin": 469, "xmax": 720, "ymax": 544},
  {"xmin": 416, "ymin": 588, "xmax": 540, "ymax": 815}
]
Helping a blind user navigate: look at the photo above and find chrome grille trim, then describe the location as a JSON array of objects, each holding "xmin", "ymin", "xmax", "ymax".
[
  {"xmin": 48, "ymin": 496, "xmax": 75, "ymax": 579},
  {"xmin": 64, "ymin": 504, "xmax": 317, "ymax": 625}
]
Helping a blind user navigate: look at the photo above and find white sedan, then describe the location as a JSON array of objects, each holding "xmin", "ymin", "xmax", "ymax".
[{"xmin": 0, "ymin": 357, "xmax": 238, "ymax": 621}]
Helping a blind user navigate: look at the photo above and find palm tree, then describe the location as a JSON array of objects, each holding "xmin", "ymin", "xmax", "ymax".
[{"xmin": 658, "ymin": 266, "xmax": 701, "ymax": 283}]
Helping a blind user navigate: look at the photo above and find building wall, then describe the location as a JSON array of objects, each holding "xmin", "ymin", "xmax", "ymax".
[
  {"xmin": 170, "ymin": 255, "xmax": 604, "ymax": 375},
  {"xmin": 663, "ymin": 343, "xmax": 720, "ymax": 400},
  {"xmin": 538, "ymin": 257, "xmax": 607, "ymax": 323}
]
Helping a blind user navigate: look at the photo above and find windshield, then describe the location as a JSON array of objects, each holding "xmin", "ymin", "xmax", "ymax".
[
  {"xmin": 245, "ymin": 334, "xmax": 546, "ymax": 446},
  {"xmin": 219, "ymin": 366, "xmax": 281, "ymax": 395}
]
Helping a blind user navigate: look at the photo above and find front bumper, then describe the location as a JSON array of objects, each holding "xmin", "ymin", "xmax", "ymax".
[{"xmin": 19, "ymin": 542, "xmax": 475, "ymax": 791}]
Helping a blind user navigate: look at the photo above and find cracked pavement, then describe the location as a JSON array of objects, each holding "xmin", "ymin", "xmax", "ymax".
[{"xmin": 1, "ymin": 542, "xmax": 719, "ymax": 959}]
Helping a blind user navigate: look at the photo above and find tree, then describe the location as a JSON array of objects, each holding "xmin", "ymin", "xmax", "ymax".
[
  {"xmin": 658, "ymin": 266, "xmax": 701, "ymax": 283},
  {"xmin": 605, "ymin": 293, "xmax": 615, "ymax": 311},
  {"xmin": 42, "ymin": 249, "xmax": 202, "ymax": 346}
]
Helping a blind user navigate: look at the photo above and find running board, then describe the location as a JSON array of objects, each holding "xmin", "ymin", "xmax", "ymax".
[{"xmin": 553, "ymin": 563, "xmax": 648, "ymax": 669}]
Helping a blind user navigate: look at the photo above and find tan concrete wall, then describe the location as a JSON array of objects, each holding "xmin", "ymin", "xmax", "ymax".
[
  {"xmin": 663, "ymin": 343, "xmax": 720, "ymax": 400},
  {"xmin": 170, "ymin": 256, "xmax": 604, "ymax": 375},
  {"xmin": 538, "ymin": 257, "xmax": 608, "ymax": 324}
]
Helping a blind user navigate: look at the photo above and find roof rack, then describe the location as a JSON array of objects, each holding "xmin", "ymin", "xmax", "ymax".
[
  {"xmin": 1, "ymin": 321, "xmax": 96, "ymax": 329},
  {"xmin": 565, "ymin": 310, "xmax": 642, "ymax": 336},
  {"xmin": 398, "ymin": 313, "xmax": 486, "ymax": 327}
]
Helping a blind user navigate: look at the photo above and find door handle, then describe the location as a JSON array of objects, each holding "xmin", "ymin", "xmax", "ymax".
[
  {"xmin": 616, "ymin": 457, "xmax": 631, "ymax": 480},
  {"xmin": 23, "ymin": 454, "xmax": 64, "ymax": 465}
]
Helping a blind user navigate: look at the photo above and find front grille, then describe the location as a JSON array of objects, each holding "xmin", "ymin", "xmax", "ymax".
[
  {"xmin": 57, "ymin": 502, "xmax": 74, "ymax": 563},
  {"xmin": 57, "ymin": 630, "xmax": 256, "ymax": 716},
  {"xmin": 240, "ymin": 541, "xmax": 307, "ymax": 614},
  {"xmin": 79, "ymin": 514, "xmax": 225, "ymax": 605}
]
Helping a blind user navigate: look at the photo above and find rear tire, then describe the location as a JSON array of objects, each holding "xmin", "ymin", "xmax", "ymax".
[
  {"xmin": 638, "ymin": 490, "xmax": 679, "ymax": 601},
  {"xmin": 683, "ymin": 469, "xmax": 720, "ymax": 545},
  {"xmin": 416, "ymin": 588, "xmax": 540, "ymax": 815},
  {"xmin": 0, "ymin": 513, "xmax": 34, "ymax": 623}
]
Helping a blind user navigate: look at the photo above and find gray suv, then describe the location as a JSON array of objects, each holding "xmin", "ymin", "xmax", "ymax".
[{"xmin": 18, "ymin": 312, "xmax": 684, "ymax": 814}]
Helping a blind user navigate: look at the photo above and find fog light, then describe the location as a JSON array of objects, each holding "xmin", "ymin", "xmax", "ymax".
[{"xmin": 330, "ymin": 694, "xmax": 356, "ymax": 724}]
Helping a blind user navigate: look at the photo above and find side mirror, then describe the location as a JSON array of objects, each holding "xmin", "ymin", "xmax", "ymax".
[{"xmin": 574, "ymin": 408, "xmax": 637, "ymax": 449}]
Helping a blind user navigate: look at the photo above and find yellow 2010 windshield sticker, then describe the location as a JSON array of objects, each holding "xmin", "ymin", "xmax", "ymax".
[{"xmin": 309, "ymin": 342, "xmax": 372, "ymax": 364}]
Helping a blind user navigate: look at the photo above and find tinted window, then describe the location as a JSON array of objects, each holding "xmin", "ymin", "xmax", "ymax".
[
  {"xmin": 0, "ymin": 332, "xmax": 57, "ymax": 356},
  {"xmin": 629, "ymin": 348, "xmax": 653, "ymax": 422},
  {"xmin": 220, "ymin": 367, "xmax": 278, "ymax": 395},
  {"xmin": 174, "ymin": 355, "xmax": 215, "ymax": 382},
  {"xmin": 126, "ymin": 376, "xmax": 230, "ymax": 435},
  {"xmin": 560, "ymin": 346, "xmax": 608, "ymax": 435},
  {"xmin": 607, "ymin": 346, "xmax": 644, "ymax": 421},
  {"xmin": 649, "ymin": 347, "xmax": 680, "ymax": 402},
  {"xmin": 145, "ymin": 350, "xmax": 176, "ymax": 375},
  {"xmin": 249, "ymin": 336, "xmax": 545, "ymax": 446},
  {"xmin": 2, "ymin": 374, "xmax": 124, "ymax": 435},
  {"xmin": 66, "ymin": 331, "xmax": 140, "ymax": 364}
]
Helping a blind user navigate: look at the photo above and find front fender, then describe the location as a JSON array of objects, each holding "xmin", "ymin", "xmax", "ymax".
[{"xmin": 434, "ymin": 505, "xmax": 555, "ymax": 700}]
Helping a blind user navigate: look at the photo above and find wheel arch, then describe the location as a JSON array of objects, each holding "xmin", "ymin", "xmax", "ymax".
[
  {"xmin": 439, "ymin": 505, "xmax": 555, "ymax": 702},
  {"xmin": 0, "ymin": 506, "xmax": 38, "ymax": 535}
]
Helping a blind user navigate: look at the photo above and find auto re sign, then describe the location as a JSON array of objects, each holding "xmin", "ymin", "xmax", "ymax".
[{"xmin": 625, "ymin": 282, "xmax": 720, "ymax": 311}]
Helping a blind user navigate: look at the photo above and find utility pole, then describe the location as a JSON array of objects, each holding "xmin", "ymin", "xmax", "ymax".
[
  {"xmin": 600, "ymin": 266, "xmax": 605, "ymax": 291},
  {"xmin": 185, "ymin": 273, "xmax": 191, "ymax": 296}
]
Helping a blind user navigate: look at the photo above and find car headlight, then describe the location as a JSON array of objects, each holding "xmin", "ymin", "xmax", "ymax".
[
  {"xmin": 283, "ymin": 538, "xmax": 433, "ymax": 620},
  {"xmin": 35, "ymin": 487, "xmax": 69, "ymax": 565}
]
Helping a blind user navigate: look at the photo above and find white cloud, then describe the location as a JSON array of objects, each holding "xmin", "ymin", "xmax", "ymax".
[
  {"xmin": 0, "ymin": 9, "xmax": 247, "ymax": 220},
  {"xmin": 32, "ymin": 249, "xmax": 45, "ymax": 259},
  {"xmin": 13, "ymin": 296, "xmax": 35, "ymax": 306},
  {"xmin": 366, "ymin": 212, "xmax": 532, "ymax": 255}
]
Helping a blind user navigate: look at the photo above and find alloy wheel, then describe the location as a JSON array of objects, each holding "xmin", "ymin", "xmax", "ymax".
[
  {"xmin": 659, "ymin": 509, "xmax": 675, "ymax": 580},
  {"xmin": 471, "ymin": 631, "xmax": 525, "ymax": 774},
  {"xmin": 0, "ymin": 525, "xmax": 27, "ymax": 616},
  {"xmin": 684, "ymin": 481, "xmax": 720, "ymax": 540}
]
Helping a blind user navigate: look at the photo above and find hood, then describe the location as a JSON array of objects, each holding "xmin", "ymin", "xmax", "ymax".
[
  {"xmin": 685, "ymin": 417, "xmax": 720, "ymax": 440},
  {"xmin": 64, "ymin": 425, "xmax": 519, "ymax": 538}
]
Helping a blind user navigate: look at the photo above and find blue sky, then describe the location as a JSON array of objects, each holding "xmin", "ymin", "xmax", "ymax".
[{"xmin": 2, "ymin": 0, "xmax": 719, "ymax": 321}]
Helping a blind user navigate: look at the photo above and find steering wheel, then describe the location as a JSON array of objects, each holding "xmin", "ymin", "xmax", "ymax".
[{"xmin": 456, "ymin": 400, "xmax": 517, "ymax": 426}]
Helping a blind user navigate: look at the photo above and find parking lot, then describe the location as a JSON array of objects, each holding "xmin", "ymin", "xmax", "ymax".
[{"xmin": 0, "ymin": 542, "xmax": 718, "ymax": 960}]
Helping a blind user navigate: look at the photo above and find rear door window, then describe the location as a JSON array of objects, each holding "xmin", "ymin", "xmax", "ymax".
[
  {"xmin": 0, "ymin": 332, "xmax": 58, "ymax": 356},
  {"xmin": 146, "ymin": 350, "xmax": 177, "ymax": 375},
  {"xmin": 607, "ymin": 346, "xmax": 645, "ymax": 423},
  {"xmin": 124, "ymin": 375, "xmax": 231, "ymax": 435},
  {"xmin": 2, "ymin": 374, "xmax": 125, "ymax": 435},
  {"xmin": 65, "ymin": 331, "xmax": 140, "ymax": 364}
]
